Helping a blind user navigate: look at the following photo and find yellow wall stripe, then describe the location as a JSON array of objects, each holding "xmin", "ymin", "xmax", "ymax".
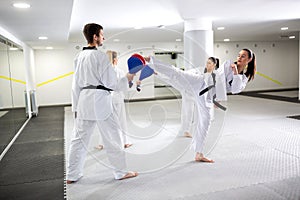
[
  {"xmin": 256, "ymin": 71, "xmax": 282, "ymax": 85},
  {"xmin": 37, "ymin": 72, "xmax": 74, "ymax": 87},
  {"xmin": 0, "ymin": 75, "xmax": 26, "ymax": 84},
  {"xmin": 1, "ymin": 71, "xmax": 282, "ymax": 87}
]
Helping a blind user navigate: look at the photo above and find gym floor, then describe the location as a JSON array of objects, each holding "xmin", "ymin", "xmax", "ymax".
[{"xmin": 65, "ymin": 91, "xmax": 300, "ymax": 200}]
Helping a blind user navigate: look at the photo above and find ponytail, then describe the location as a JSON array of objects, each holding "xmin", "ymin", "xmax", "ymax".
[
  {"xmin": 208, "ymin": 56, "xmax": 219, "ymax": 69},
  {"xmin": 243, "ymin": 48, "xmax": 256, "ymax": 81},
  {"xmin": 215, "ymin": 58, "xmax": 219, "ymax": 69}
]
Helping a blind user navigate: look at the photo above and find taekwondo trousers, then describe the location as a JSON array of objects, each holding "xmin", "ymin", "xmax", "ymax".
[
  {"xmin": 113, "ymin": 101, "xmax": 130, "ymax": 145},
  {"xmin": 67, "ymin": 113, "xmax": 127, "ymax": 181},
  {"xmin": 150, "ymin": 57, "xmax": 212, "ymax": 153},
  {"xmin": 179, "ymin": 91, "xmax": 196, "ymax": 136}
]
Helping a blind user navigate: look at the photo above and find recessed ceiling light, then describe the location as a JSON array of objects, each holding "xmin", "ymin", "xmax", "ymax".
[
  {"xmin": 134, "ymin": 26, "xmax": 142, "ymax": 30},
  {"xmin": 175, "ymin": 38, "xmax": 182, "ymax": 42},
  {"xmin": 224, "ymin": 38, "xmax": 230, "ymax": 42},
  {"xmin": 46, "ymin": 47, "xmax": 53, "ymax": 50},
  {"xmin": 38, "ymin": 36, "xmax": 48, "ymax": 40},
  {"xmin": 217, "ymin": 27, "xmax": 225, "ymax": 30},
  {"xmin": 281, "ymin": 27, "xmax": 288, "ymax": 30},
  {"xmin": 13, "ymin": 3, "xmax": 31, "ymax": 9},
  {"xmin": 113, "ymin": 39, "xmax": 120, "ymax": 42},
  {"xmin": 289, "ymin": 35, "xmax": 295, "ymax": 39},
  {"xmin": 9, "ymin": 47, "xmax": 18, "ymax": 51}
]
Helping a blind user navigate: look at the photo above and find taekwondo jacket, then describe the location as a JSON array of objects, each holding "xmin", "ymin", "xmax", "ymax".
[
  {"xmin": 71, "ymin": 47, "xmax": 127, "ymax": 120},
  {"xmin": 215, "ymin": 60, "xmax": 248, "ymax": 101},
  {"xmin": 112, "ymin": 66, "xmax": 128, "ymax": 104}
]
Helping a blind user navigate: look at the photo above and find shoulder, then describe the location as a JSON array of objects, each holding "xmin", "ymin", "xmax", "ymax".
[{"xmin": 85, "ymin": 50, "xmax": 109, "ymax": 64}]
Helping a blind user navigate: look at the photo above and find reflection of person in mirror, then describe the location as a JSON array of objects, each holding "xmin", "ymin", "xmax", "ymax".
[
  {"xmin": 145, "ymin": 48, "xmax": 256, "ymax": 163},
  {"xmin": 66, "ymin": 23, "xmax": 138, "ymax": 184},
  {"xmin": 95, "ymin": 50, "xmax": 132, "ymax": 150}
]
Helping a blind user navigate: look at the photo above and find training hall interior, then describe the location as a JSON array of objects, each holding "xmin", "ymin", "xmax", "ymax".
[{"xmin": 0, "ymin": 0, "xmax": 299, "ymax": 199}]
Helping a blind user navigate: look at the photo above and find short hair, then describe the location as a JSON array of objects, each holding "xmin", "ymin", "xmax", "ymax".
[{"xmin": 83, "ymin": 23, "xmax": 103, "ymax": 44}]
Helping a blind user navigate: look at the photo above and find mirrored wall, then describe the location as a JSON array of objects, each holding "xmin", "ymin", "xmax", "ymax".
[{"xmin": 0, "ymin": 34, "xmax": 27, "ymax": 155}]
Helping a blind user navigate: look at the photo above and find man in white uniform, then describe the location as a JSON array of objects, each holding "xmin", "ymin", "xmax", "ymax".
[{"xmin": 66, "ymin": 23, "xmax": 138, "ymax": 184}]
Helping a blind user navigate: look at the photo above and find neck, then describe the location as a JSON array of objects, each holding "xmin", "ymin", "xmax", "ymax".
[
  {"xmin": 237, "ymin": 64, "xmax": 245, "ymax": 74},
  {"xmin": 88, "ymin": 42, "xmax": 97, "ymax": 47}
]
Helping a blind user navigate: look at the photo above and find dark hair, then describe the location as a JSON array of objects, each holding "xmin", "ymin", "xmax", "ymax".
[
  {"xmin": 204, "ymin": 57, "xmax": 219, "ymax": 73},
  {"xmin": 210, "ymin": 57, "xmax": 219, "ymax": 69},
  {"xmin": 83, "ymin": 23, "xmax": 103, "ymax": 44},
  {"xmin": 242, "ymin": 48, "xmax": 256, "ymax": 81}
]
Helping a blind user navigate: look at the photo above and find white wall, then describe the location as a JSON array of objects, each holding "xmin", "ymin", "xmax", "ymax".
[
  {"xmin": 32, "ymin": 40, "xmax": 299, "ymax": 106},
  {"xmin": 34, "ymin": 42, "xmax": 183, "ymax": 105},
  {"xmin": 34, "ymin": 45, "xmax": 79, "ymax": 106}
]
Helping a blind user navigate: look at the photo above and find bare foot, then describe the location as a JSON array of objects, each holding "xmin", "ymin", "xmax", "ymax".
[
  {"xmin": 118, "ymin": 171, "xmax": 138, "ymax": 180},
  {"xmin": 195, "ymin": 156, "xmax": 214, "ymax": 163},
  {"xmin": 95, "ymin": 145, "xmax": 104, "ymax": 150},
  {"xmin": 124, "ymin": 144, "xmax": 133, "ymax": 148},
  {"xmin": 195, "ymin": 153, "xmax": 214, "ymax": 163},
  {"xmin": 183, "ymin": 132, "xmax": 192, "ymax": 138},
  {"xmin": 66, "ymin": 180, "xmax": 76, "ymax": 184}
]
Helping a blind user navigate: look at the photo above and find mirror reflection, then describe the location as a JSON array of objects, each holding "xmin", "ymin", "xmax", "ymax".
[{"xmin": 0, "ymin": 35, "xmax": 27, "ymax": 155}]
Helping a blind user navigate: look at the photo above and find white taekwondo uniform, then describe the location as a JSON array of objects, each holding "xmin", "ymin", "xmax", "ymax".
[
  {"xmin": 179, "ymin": 68, "xmax": 201, "ymax": 136},
  {"xmin": 149, "ymin": 57, "xmax": 248, "ymax": 153},
  {"xmin": 67, "ymin": 46, "xmax": 129, "ymax": 181},
  {"xmin": 111, "ymin": 65, "xmax": 130, "ymax": 145}
]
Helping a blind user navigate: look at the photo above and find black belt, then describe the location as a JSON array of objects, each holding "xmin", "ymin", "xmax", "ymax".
[
  {"xmin": 82, "ymin": 85, "xmax": 113, "ymax": 92},
  {"xmin": 199, "ymin": 73, "xmax": 227, "ymax": 111},
  {"xmin": 199, "ymin": 86, "xmax": 227, "ymax": 111}
]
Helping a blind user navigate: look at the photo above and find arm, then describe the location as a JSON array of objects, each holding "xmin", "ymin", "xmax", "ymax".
[
  {"xmin": 100, "ymin": 54, "xmax": 134, "ymax": 92},
  {"xmin": 114, "ymin": 67, "xmax": 132, "ymax": 92},
  {"xmin": 221, "ymin": 60, "xmax": 248, "ymax": 94},
  {"xmin": 71, "ymin": 78, "xmax": 80, "ymax": 113},
  {"xmin": 230, "ymin": 74, "xmax": 248, "ymax": 94},
  {"xmin": 71, "ymin": 59, "xmax": 80, "ymax": 115}
]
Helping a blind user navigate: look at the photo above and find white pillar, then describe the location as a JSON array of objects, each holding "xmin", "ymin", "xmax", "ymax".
[
  {"xmin": 184, "ymin": 19, "xmax": 214, "ymax": 70},
  {"xmin": 23, "ymin": 44, "xmax": 37, "ymax": 117},
  {"xmin": 23, "ymin": 45, "xmax": 36, "ymax": 91},
  {"xmin": 299, "ymin": 31, "xmax": 300, "ymax": 100}
]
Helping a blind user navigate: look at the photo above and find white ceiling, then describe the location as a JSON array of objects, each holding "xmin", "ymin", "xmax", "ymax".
[{"xmin": 0, "ymin": 0, "xmax": 300, "ymax": 49}]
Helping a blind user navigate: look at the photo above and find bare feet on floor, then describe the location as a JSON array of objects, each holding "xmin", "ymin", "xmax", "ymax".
[
  {"xmin": 95, "ymin": 145, "xmax": 104, "ymax": 150},
  {"xmin": 118, "ymin": 171, "xmax": 138, "ymax": 180},
  {"xmin": 124, "ymin": 144, "xmax": 133, "ymax": 148},
  {"xmin": 195, "ymin": 153, "xmax": 214, "ymax": 163},
  {"xmin": 183, "ymin": 132, "xmax": 192, "ymax": 138},
  {"xmin": 66, "ymin": 180, "xmax": 76, "ymax": 184}
]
